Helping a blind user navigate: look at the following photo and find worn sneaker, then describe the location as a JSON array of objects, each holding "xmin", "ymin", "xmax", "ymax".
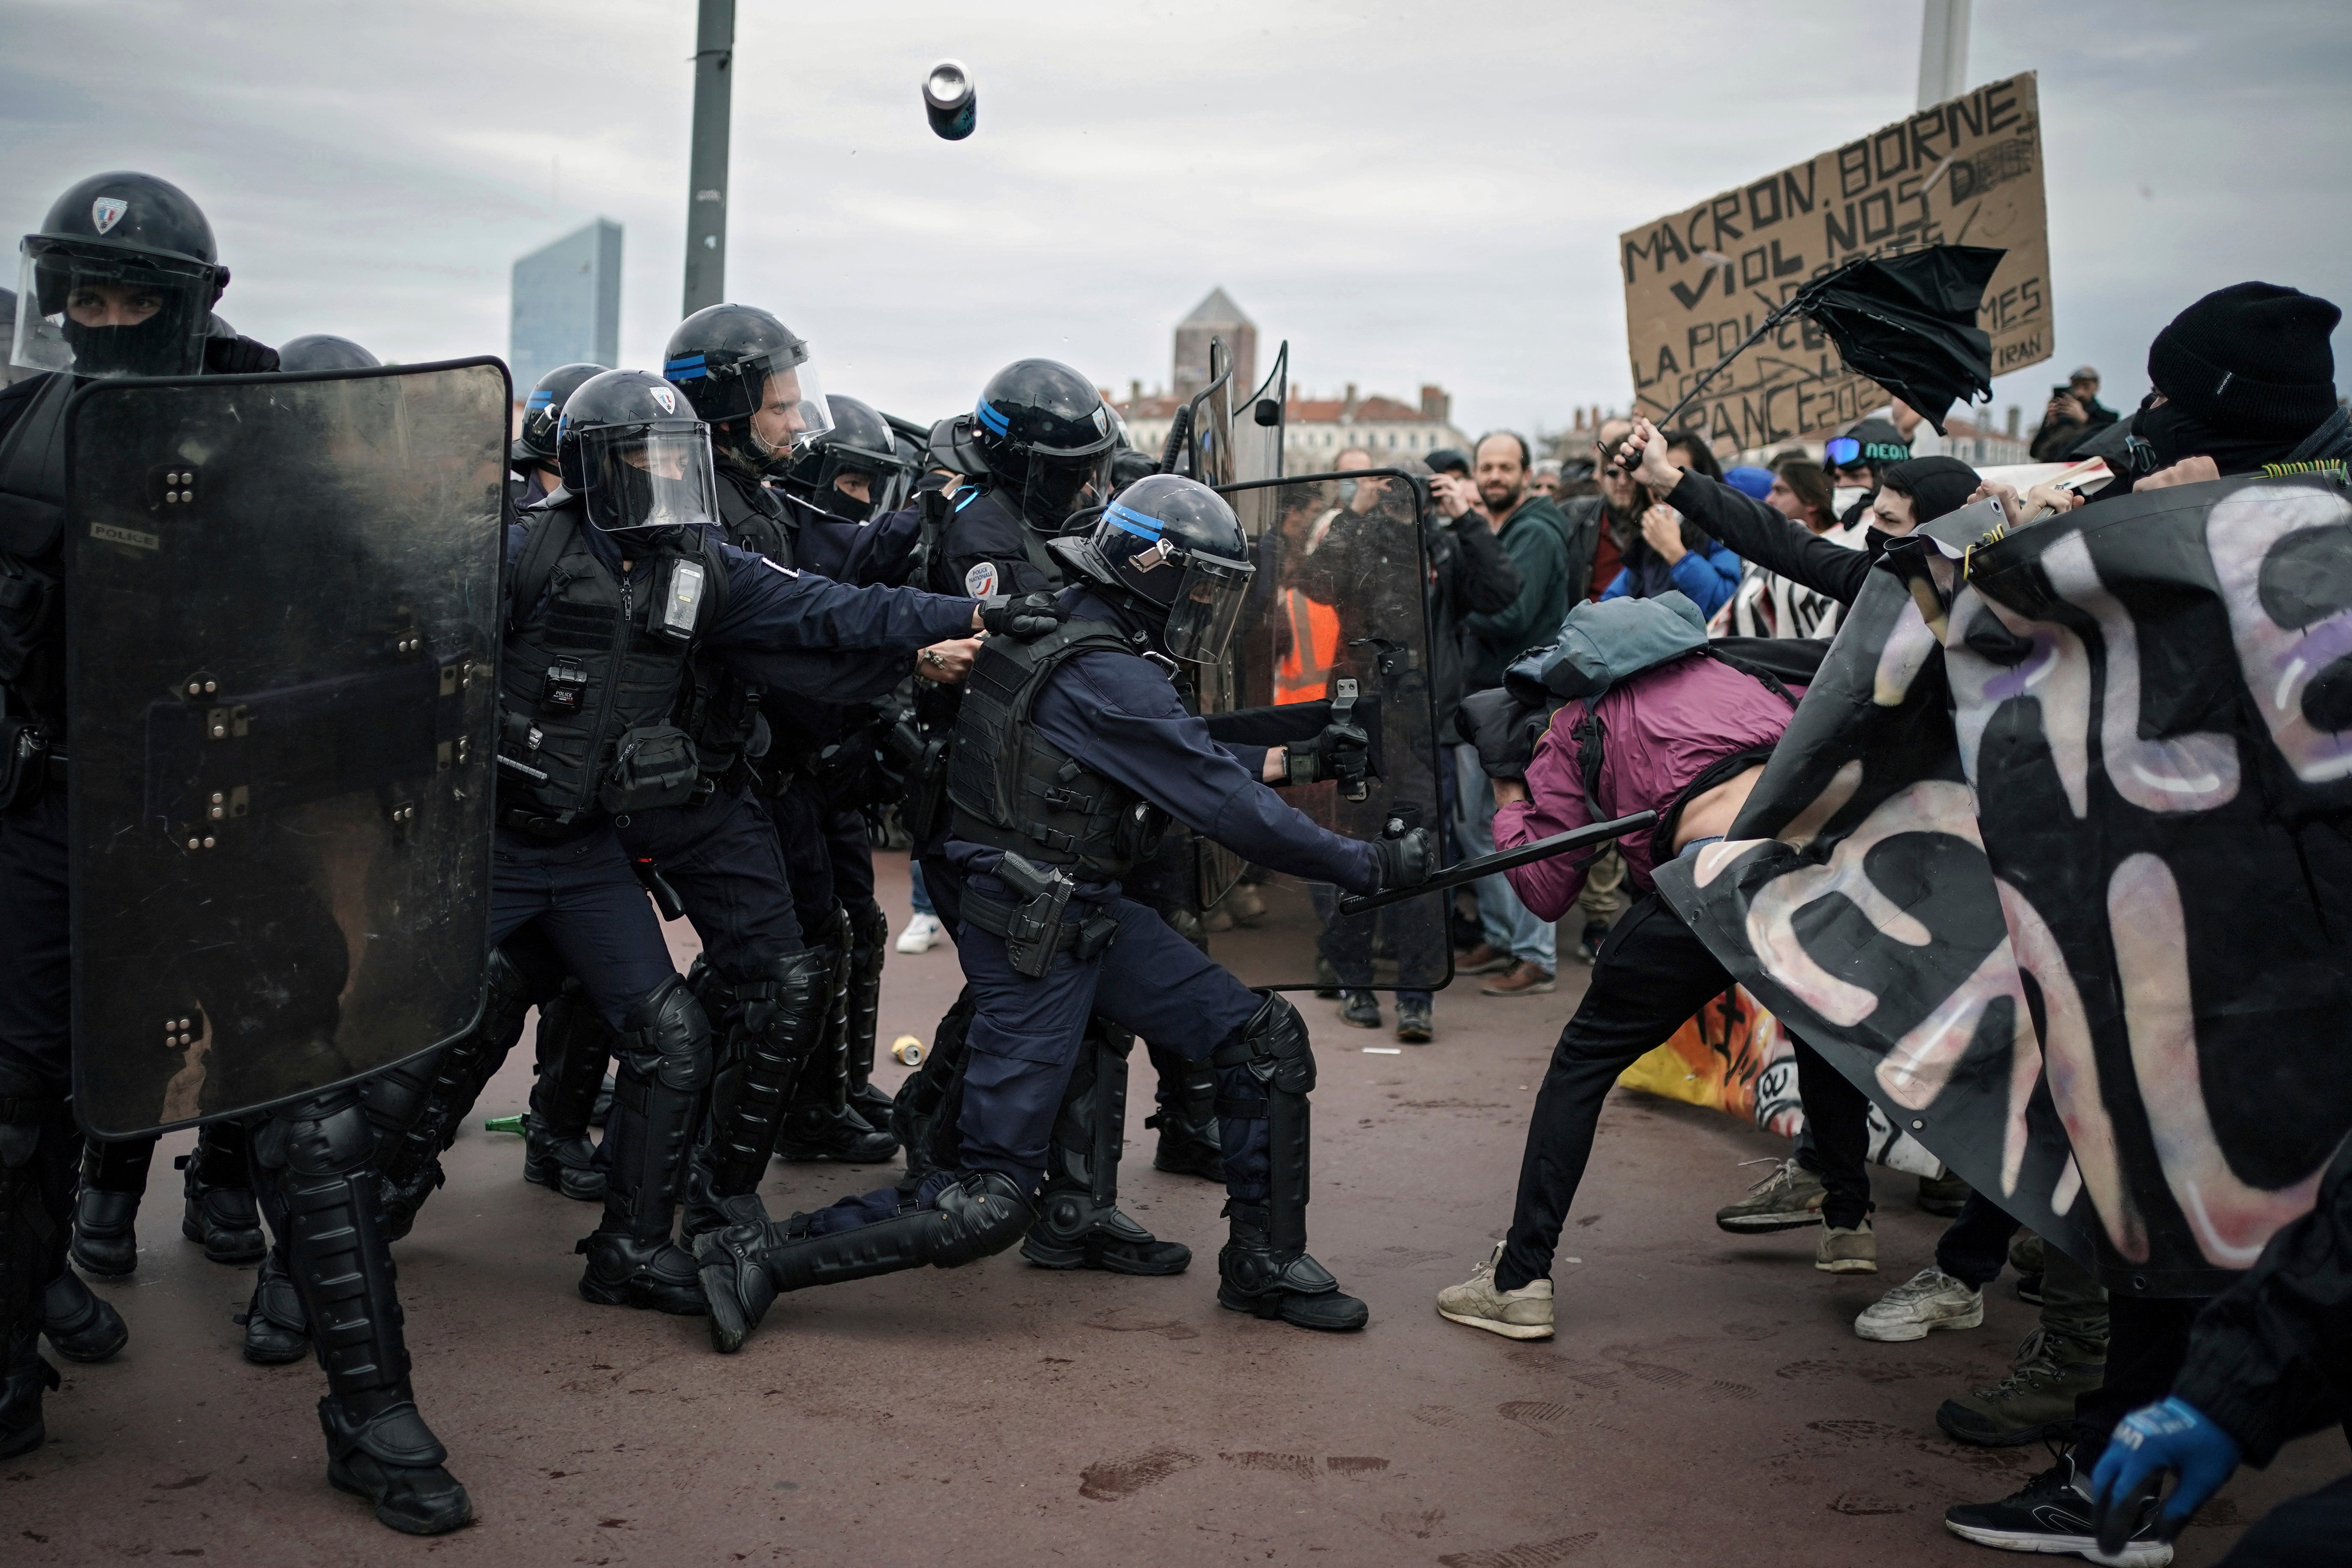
[
  {"xmin": 1855, "ymin": 1267, "xmax": 1982, "ymax": 1340},
  {"xmin": 1455, "ymin": 942, "xmax": 1512, "ymax": 976},
  {"xmin": 1574, "ymin": 921, "xmax": 1609, "ymax": 963},
  {"xmin": 1917, "ymin": 1168, "xmax": 1972, "ymax": 1216},
  {"xmin": 894, "ymin": 913, "xmax": 943, "ymax": 954},
  {"xmin": 1814, "ymin": 1220, "xmax": 1877, "ymax": 1274},
  {"xmin": 1339, "ymin": 991, "xmax": 1382, "ymax": 1029},
  {"xmin": 1480, "ymin": 961, "xmax": 1555, "ymax": 997},
  {"xmin": 1937, "ymin": 1329, "xmax": 2105, "ymax": 1447},
  {"xmin": 1714, "ymin": 1156, "xmax": 1827, "ymax": 1233},
  {"xmin": 1394, "ymin": 997, "xmax": 1433, "ymax": 1043},
  {"xmin": 1435, "ymin": 1242, "xmax": 1554, "ymax": 1341},
  {"xmin": 1944, "ymin": 1450, "xmax": 2172, "ymax": 1565}
]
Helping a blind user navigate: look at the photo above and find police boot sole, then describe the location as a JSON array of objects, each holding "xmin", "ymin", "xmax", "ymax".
[
  {"xmin": 576, "ymin": 1274, "xmax": 708, "ymax": 1317},
  {"xmin": 47, "ymin": 1319, "xmax": 129, "ymax": 1364},
  {"xmin": 327, "ymin": 1459, "xmax": 475, "ymax": 1536},
  {"xmin": 1218, "ymin": 1284, "xmax": 1370, "ymax": 1332},
  {"xmin": 242, "ymin": 1329, "xmax": 312, "ymax": 1367},
  {"xmin": 69, "ymin": 1238, "xmax": 137, "ymax": 1277},
  {"xmin": 699, "ymin": 1265, "xmax": 753, "ymax": 1355},
  {"xmin": 1933, "ymin": 1400, "xmax": 2076, "ymax": 1448},
  {"xmin": 183, "ymin": 1218, "xmax": 268, "ymax": 1266},
  {"xmin": 523, "ymin": 1161, "xmax": 607, "ymax": 1202},
  {"xmin": 1020, "ymin": 1234, "xmax": 1193, "ymax": 1276}
]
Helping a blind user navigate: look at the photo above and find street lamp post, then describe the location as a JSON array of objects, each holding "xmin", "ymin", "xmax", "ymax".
[{"xmin": 682, "ymin": 0, "xmax": 735, "ymax": 316}]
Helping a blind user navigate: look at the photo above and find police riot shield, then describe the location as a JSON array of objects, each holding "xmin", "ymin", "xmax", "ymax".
[
  {"xmin": 64, "ymin": 359, "xmax": 506, "ymax": 1136},
  {"xmin": 1197, "ymin": 468, "xmax": 1450, "ymax": 992}
]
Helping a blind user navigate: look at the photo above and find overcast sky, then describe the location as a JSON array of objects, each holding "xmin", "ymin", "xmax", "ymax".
[{"xmin": 5, "ymin": 0, "xmax": 2347, "ymax": 439}]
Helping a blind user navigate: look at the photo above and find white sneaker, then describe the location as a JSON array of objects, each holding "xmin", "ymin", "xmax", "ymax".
[
  {"xmin": 894, "ymin": 913, "xmax": 944, "ymax": 954},
  {"xmin": 1855, "ymin": 1267, "xmax": 1985, "ymax": 1342},
  {"xmin": 1435, "ymin": 1241, "xmax": 1555, "ymax": 1340}
]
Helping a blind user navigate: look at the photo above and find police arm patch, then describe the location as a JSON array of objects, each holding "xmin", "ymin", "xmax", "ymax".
[{"xmin": 964, "ymin": 561, "xmax": 999, "ymax": 597}]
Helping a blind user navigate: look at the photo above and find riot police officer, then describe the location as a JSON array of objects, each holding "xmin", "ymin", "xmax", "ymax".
[
  {"xmin": 0, "ymin": 171, "xmax": 470, "ymax": 1534},
  {"xmin": 386, "ymin": 365, "xmax": 1046, "ymax": 1327},
  {"xmin": 696, "ymin": 475, "xmax": 1432, "ymax": 1351},
  {"xmin": 510, "ymin": 361, "xmax": 608, "ymax": 510}
]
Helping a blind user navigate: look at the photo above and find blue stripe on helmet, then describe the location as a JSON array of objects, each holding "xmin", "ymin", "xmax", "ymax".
[
  {"xmin": 974, "ymin": 398, "xmax": 1011, "ymax": 436},
  {"xmin": 527, "ymin": 391, "xmax": 554, "ymax": 408},
  {"xmin": 1105, "ymin": 501, "xmax": 1164, "ymax": 540},
  {"xmin": 664, "ymin": 353, "xmax": 709, "ymax": 380}
]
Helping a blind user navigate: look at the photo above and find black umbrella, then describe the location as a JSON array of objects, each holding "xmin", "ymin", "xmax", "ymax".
[{"xmin": 1645, "ymin": 245, "xmax": 2005, "ymax": 437}]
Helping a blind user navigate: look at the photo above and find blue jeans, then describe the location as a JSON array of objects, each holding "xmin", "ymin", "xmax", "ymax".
[
  {"xmin": 1451, "ymin": 744, "xmax": 1556, "ymax": 972},
  {"xmin": 909, "ymin": 860, "xmax": 936, "ymax": 918}
]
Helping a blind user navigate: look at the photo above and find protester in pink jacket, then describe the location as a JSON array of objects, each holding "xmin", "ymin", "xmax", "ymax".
[{"xmin": 1436, "ymin": 643, "xmax": 1882, "ymax": 1341}]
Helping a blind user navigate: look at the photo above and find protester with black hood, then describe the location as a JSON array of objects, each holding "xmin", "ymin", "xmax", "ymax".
[{"xmin": 2122, "ymin": 281, "xmax": 2350, "ymax": 489}]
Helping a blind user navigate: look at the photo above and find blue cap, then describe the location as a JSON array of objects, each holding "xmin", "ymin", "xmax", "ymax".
[{"xmin": 1725, "ymin": 465, "xmax": 1774, "ymax": 501}]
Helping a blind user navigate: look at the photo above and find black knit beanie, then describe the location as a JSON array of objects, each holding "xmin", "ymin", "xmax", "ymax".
[
  {"xmin": 2147, "ymin": 282, "xmax": 2340, "ymax": 436},
  {"xmin": 1879, "ymin": 455, "xmax": 1982, "ymax": 526}
]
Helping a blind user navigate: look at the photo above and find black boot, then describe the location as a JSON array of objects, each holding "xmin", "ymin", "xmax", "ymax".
[
  {"xmin": 365, "ymin": 946, "xmax": 538, "ymax": 1241},
  {"xmin": 696, "ymin": 1170, "xmax": 1033, "ymax": 1354},
  {"xmin": 681, "ymin": 949, "xmax": 831, "ymax": 1238},
  {"xmin": 70, "ymin": 1136, "xmax": 156, "ymax": 1277},
  {"xmin": 1019, "ymin": 1021, "xmax": 1189, "ymax": 1275},
  {"xmin": 890, "ymin": 992, "xmax": 975, "ymax": 1182},
  {"xmin": 178, "ymin": 1121, "xmax": 265, "ymax": 1264},
  {"xmin": 1217, "ymin": 1202, "xmax": 1367, "ymax": 1331},
  {"xmin": 0, "ymin": 1328, "xmax": 58, "ymax": 1461},
  {"xmin": 577, "ymin": 977, "xmax": 709, "ymax": 1315},
  {"xmin": 773, "ymin": 916, "xmax": 898, "ymax": 1164},
  {"xmin": 1145, "ymin": 1050, "xmax": 1225, "ymax": 1183},
  {"xmin": 40, "ymin": 1271, "xmax": 126, "ymax": 1362},
  {"xmin": 843, "ymin": 901, "xmax": 897, "ymax": 1132},
  {"xmin": 319, "ymin": 1388, "xmax": 472, "ymax": 1536},
  {"xmin": 257, "ymin": 1088, "xmax": 470, "ymax": 1536},
  {"xmin": 524, "ymin": 981, "xmax": 611, "ymax": 1201},
  {"xmin": 237, "ymin": 1246, "xmax": 311, "ymax": 1365}
]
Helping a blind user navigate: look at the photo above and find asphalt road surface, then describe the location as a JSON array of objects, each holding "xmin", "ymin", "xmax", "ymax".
[{"xmin": 11, "ymin": 859, "xmax": 2335, "ymax": 1565}]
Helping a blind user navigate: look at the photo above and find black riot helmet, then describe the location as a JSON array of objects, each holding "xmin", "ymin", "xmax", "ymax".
[
  {"xmin": 662, "ymin": 303, "xmax": 831, "ymax": 471},
  {"xmin": 555, "ymin": 368, "xmax": 720, "ymax": 545},
  {"xmin": 514, "ymin": 360, "xmax": 609, "ymax": 466},
  {"xmin": 275, "ymin": 334, "xmax": 380, "ymax": 372},
  {"xmin": 1049, "ymin": 473, "xmax": 1254, "ymax": 664},
  {"xmin": 778, "ymin": 393, "xmax": 916, "ymax": 522},
  {"xmin": 970, "ymin": 358, "xmax": 1118, "ymax": 532},
  {"xmin": 13, "ymin": 171, "xmax": 227, "ymax": 379}
]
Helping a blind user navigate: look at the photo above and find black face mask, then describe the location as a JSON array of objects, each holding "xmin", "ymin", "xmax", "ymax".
[
  {"xmin": 812, "ymin": 483, "xmax": 874, "ymax": 524},
  {"xmin": 2131, "ymin": 395, "xmax": 2296, "ymax": 480},
  {"xmin": 59, "ymin": 309, "xmax": 198, "ymax": 378}
]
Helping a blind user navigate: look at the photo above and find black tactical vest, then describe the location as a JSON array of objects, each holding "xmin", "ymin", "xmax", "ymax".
[
  {"xmin": 0, "ymin": 374, "xmax": 74, "ymax": 733},
  {"xmin": 674, "ymin": 468, "xmax": 791, "ymax": 787},
  {"xmin": 497, "ymin": 504, "xmax": 730, "ymax": 829},
  {"xmin": 945, "ymin": 620, "xmax": 1168, "ymax": 878}
]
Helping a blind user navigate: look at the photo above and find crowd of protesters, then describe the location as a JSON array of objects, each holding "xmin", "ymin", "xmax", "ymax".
[{"xmin": 1411, "ymin": 278, "xmax": 2351, "ymax": 1566}]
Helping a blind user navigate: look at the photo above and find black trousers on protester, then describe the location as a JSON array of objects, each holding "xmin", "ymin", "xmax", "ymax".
[{"xmin": 1495, "ymin": 890, "xmax": 1874, "ymax": 1293}]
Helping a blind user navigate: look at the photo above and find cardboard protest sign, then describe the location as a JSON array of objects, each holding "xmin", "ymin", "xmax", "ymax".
[{"xmin": 1620, "ymin": 73, "xmax": 2050, "ymax": 447}]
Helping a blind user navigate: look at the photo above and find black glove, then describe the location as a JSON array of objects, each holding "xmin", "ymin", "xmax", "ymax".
[
  {"xmin": 978, "ymin": 592, "xmax": 1065, "ymax": 642},
  {"xmin": 1283, "ymin": 721, "xmax": 1370, "ymax": 789},
  {"xmin": 1371, "ymin": 826, "xmax": 1434, "ymax": 893},
  {"xmin": 203, "ymin": 334, "xmax": 280, "ymax": 375}
]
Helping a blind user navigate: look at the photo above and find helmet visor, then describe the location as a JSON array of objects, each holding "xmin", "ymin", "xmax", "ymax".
[
  {"xmin": 743, "ymin": 352, "xmax": 832, "ymax": 459},
  {"xmin": 1019, "ymin": 447, "xmax": 1115, "ymax": 533},
  {"xmin": 576, "ymin": 425, "xmax": 719, "ymax": 541},
  {"xmin": 1158, "ymin": 550, "xmax": 1254, "ymax": 664},
  {"xmin": 15, "ymin": 238, "xmax": 213, "ymax": 379}
]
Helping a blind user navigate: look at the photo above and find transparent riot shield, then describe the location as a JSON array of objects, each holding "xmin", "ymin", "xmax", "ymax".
[
  {"xmin": 64, "ymin": 358, "xmax": 507, "ymax": 1136},
  {"xmin": 1197, "ymin": 468, "xmax": 1449, "ymax": 992}
]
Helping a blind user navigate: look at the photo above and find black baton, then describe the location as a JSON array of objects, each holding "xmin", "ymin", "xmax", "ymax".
[{"xmin": 1335, "ymin": 809, "xmax": 1659, "ymax": 917}]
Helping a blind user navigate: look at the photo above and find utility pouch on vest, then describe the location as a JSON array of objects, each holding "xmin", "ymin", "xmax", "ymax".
[
  {"xmin": 599, "ymin": 724, "xmax": 700, "ymax": 813},
  {"xmin": 0, "ymin": 714, "xmax": 48, "ymax": 811},
  {"xmin": 901, "ymin": 733, "xmax": 952, "ymax": 843},
  {"xmin": 993, "ymin": 851, "xmax": 1076, "ymax": 979}
]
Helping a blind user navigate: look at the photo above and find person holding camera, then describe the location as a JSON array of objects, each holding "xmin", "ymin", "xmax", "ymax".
[{"xmin": 2029, "ymin": 365, "xmax": 2119, "ymax": 462}]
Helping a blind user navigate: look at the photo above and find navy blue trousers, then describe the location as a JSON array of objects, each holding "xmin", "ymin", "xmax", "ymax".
[
  {"xmin": 489, "ymin": 822, "xmax": 678, "ymax": 1032},
  {"xmin": 616, "ymin": 784, "xmax": 803, "ymax": 978},
  {"xmin": 0, "ymin": 793, "xmax": 70, "ymax": 1089}
]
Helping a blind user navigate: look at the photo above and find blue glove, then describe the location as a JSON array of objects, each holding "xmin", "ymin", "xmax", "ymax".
[{"xmin": 2091, "ymin": 1397, "xmax": 2241, "ymax": 1542}]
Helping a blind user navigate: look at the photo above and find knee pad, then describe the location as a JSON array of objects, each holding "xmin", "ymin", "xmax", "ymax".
[
  {"xmin": 618, "ymin": 975, "xmax": 711, "ymax": 1093},
  {"xmin": 718, "ymin": 948, "xmax": 831, "ymax": 1059},
  {"xmin": 265, "ymin": 1090, "xmax": 375, "ymax": 1179},
  {"xmin": 1211, "ymin": 991, "xmax": 1315, "ymax": 1095}
]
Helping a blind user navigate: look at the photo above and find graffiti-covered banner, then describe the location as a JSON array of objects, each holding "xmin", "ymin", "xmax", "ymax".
[{"xmin": 1655, "ymin": 475, "xmax": 2352, "ymax": 1296}]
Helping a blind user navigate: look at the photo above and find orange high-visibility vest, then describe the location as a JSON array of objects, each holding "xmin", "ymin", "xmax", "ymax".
[{"xmin": 1273, "ymin": 586, "xmax": 1341, "ymax": 704}]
